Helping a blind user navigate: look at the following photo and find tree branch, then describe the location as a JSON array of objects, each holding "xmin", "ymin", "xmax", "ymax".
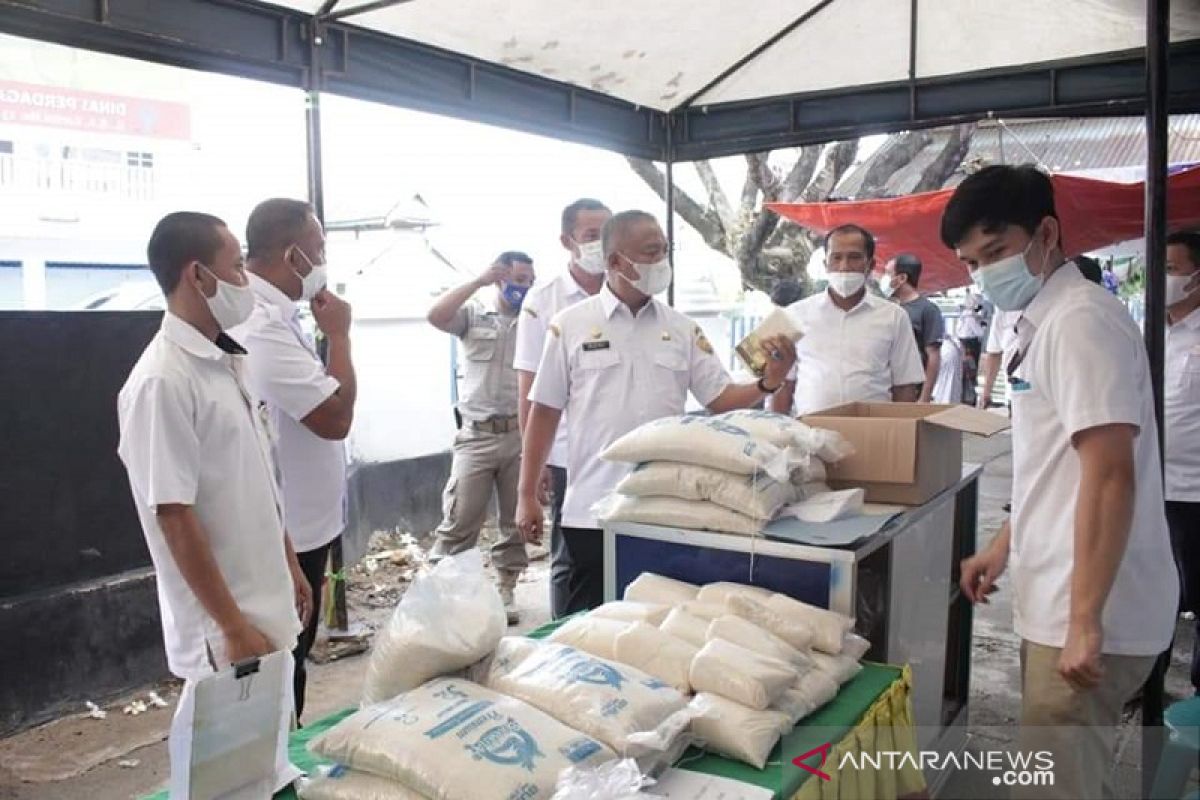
[
  {"xmin": 740, "ymin": 155, "xmax": 760, "ymax": 211},
  {"xmin": 857, "ymin": 131, "xmax": 931, "ymax": 198},
  {"xmin": 912, "ymin": 123, "xmax": 977, "ymax": 193},
  {"xmin": 778, "ymin": 145, "xmax": 822, "ymax": 201},
  {"xmin": 625, "ymin": 157, "xmax": 729, "ymax": 255},
  {"xmin": 693, "ymin": 160, "xmax": 735, "ymax": 231},
  {"xmin": 803, "ymin": 139, "xmax": 859, "ymax": 201}
]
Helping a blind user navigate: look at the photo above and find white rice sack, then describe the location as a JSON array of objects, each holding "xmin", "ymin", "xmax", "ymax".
[
  {"xmin": 706, "ymin": 615, "xmax": 812, "ymax": 673},
  {"xmin": 680, "ymin": 601, "xmax": 728, "ymax": 622},
  {"xmin": 601, "ymin": 415, "xmax": 789, "ymax": 480},
  {"xmin": 659, "ymin": 608, "xmax": 710, "ymax": 648},
  {"xmin": 596, "ymin": 494, "xmax": 761, "ymax": 536},
  {"xmin": 298, "ymin": 767, "xmax": 427, "ymax": 800},
  {"xmin": 623, "ymin": 573, "xmax": 699, "ymax": 605},
  {"xmin": 362, "ymin": 550, "xmax": 506, "ymax": 705},
  {"xmin": 688, "ymin": 694, "xmax": 787, "ymax": 770},
  {"xmin": 771, "ymin": 689, "xmax": 815, "ymax": 729},
  {"xmin": 696, "ymin": 581, "xmax": 773, "ymax": 607},
  {"xmin": 616, "ymin": 462, "xmax": 797, "ymax": 521},
  {"xmin": 612, "ymin": 621, "xmax": 698, "ymax": 694},
  {"xmin": 765, "ymin": 594, "xmax": 853, "ymax": 655},
  {"xmin": 842, "ymin": 632, "xmax": 871, "ymax": 661},
  {"xmin": 726, "ymin": 595, "xmax": 815, "ymax": 651},
  {"xmin": 714, "ymin": 411, "xmax": 855, "ymax": 464},
  {"xmin": 810, "ymin": 652, "xmax": 863, "ymax": 685},
  {"xmin": 309, "ymin": 679, "xmax": 614, "ymax": 800},
  {"xmin": 689, "ymin": 639, "xmax": 797, "ymax": 710},
  {"xmin": 795, "ymin": 670, "xmax": 840, "ymax": 710},
  {"xmin": 589, "ymin": 601, "xmax": 670, "ymax": 627},
  {"xmin": 548, "ymin": 616, "xmax": 629, "ymax": 661},
  {"xmin": 481, "ymin": 637, "xmax": 689, "ymax": 757}
]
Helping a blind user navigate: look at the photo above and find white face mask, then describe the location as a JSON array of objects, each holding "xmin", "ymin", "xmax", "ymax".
[
  {"xmin": 878, "ymin": 274, "xmax": 897, "ymax": 298},
  {"xmin": 199, "ymin": 264, "xmax": 256, "ymax": 330},
  {"xmin": 1167, "ymin": 273, "xmax": 1200, "ymax": 306},
  {"xmin": 572, "ymin": 239, "xmax": 607, "ymax": 275},
  {"xmin": 290, "ymin": 247, "xmax": 328, "ymax": 301},
  {"xmin": 619, "ymin": 254, "xmax": 672, "ymax": 296},
  {"xmin": 827, "ymin": 271, "xmax": 866, "ymax": 299}
]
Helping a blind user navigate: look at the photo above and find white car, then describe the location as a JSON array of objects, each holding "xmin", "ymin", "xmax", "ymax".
[{"xmin": 74, "ymin": 281, "xmax": 165, "ymax": 311}]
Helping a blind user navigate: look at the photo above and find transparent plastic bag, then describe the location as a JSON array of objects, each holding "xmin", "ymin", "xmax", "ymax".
[{"xmin": 550, "ymin": 759, "xmax": 653, "ymax": 800}]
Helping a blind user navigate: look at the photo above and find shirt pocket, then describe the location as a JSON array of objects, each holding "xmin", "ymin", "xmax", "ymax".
[
  {"xmin": 847, "ymin": 333, "xmax": 891, "ymax": 372},
  {"xmin": 1183, "ymin": 351, "xmax": 1200, "ymax": 390},
  {"xmin": 652, "ymin": 346, "xmax": 690, "ymax": 396},
  {"xmin": 574, "ymin": 346, "xmax": 622, "ymax": 398},
  {"xmin": 464, "ymin": 326, "xmax": 498, "ymax": 361}
]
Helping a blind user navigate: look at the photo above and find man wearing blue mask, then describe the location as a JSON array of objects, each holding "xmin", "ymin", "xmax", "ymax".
[
  {"xmin": 428, "ymin": 251, "xmax": 536, "ymax": 624},
  {"xmin": 950, "ymin": 165, "xmax": 1177, "ymax": 800}
]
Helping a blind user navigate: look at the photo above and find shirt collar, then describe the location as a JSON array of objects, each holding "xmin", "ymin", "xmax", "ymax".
[
  {"xmin": 248, "ymin": 273, "xmax": 297, "ymax": 316},
  {"xmin": 599, "ymin": 281, "xmax": 658, "ymax": 320},
  {"xmin": 1173, "ymin": 305, "xmax": 1200, "ymax": 331},
  {"xmin": 821, "ymin": 288, "xmax": 876, "ymax": 315},
  {"xmin": 563, "ymin": 271, "xmax": 590, "ymax": 301},
  {"xmin": 162, "ymin": 312, "xmax": 247, "ymax": 360},
  {"xmin": 1022, "ymin": 260, "xmax": 1080, "ymax": 331}
]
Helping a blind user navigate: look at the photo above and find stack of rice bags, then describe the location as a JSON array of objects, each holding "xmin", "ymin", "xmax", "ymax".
[
  {"xmin": 549, "ymin": 573, "xmax": 871, "ymax": 771},
  {"xmin": 299, "ymin": 554, "xmax": 694, "ymax": 800},
  {"xmin": 596, "ymin": 410, "xmax": 853, "ymax": 536}
]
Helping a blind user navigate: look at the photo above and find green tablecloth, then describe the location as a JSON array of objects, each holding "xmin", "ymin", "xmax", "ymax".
[{"xmin": 145, "ymin": 617, "xmax": 908, "ymax": 800}]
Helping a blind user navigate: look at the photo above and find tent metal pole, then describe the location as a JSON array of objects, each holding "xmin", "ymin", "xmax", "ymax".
[
  {"xmin": 321, "ymin": 0, "xmax": 415, "ymax": 23},
  {"xmin": 1141, "ymin": 0, "xmax": 1169, "ymax": 794},
  {"xmin": 305, "ymin": 19, "xmax": 326, "ymax": 224},
  {"xmin": 666, "ymin": 117, "xmax": 676, "ymax": 308}
]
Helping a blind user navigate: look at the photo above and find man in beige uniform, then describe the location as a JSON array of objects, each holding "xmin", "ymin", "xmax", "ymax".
[{"xmin": 428, "ymin": 251, "xmax": 535, "ymax": 623}]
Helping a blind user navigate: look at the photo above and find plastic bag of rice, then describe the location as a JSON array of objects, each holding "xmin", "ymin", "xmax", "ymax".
[
  {"xmin": 659, "ymin": 608, "xmax": 710, "ymax": 648},
  {"xmin": 713, "ymin": 410, "xmax": 855, "ymax": 464},
  {"xmin": 547, "ymin": 616, "xmax": 629, "ymax": 662},
  {"xmin": 688, "ymin": 694, "xmax": 788, "ymax": 770},
  {"xmin": 480, "ymin": 638, "xmax": 690, "ymax": 758},
  {"xmin": 601, "ymin": 415, "xmax": 790, "ymax": 481},
  {"xmin": 725, "ymin": 595, "xmax": 815, "ymax": 651},
  {"xmin": 689, "ymin": 639, "xmax": 797, "ymax": 711},
  {"xmin": 297, "ymin": 766, "xmax": 427, "ymax": 800},
  {"xmin": 764, "ymin": 594, "xmax": 853, "ymax": 655},
  {"xmin": 810, "ymin": 651, "xmax": 863, "ymax": 685},
  {"xmin": 589, "ymin": 601, "xmax": 671, "ymax": 627},
  {"xmin": 612, "ymin": 621, "xmax": 698, "ymax": 694},
  {"xmin": 623, "ymin": 573, "xmax": 699, "ymax": 606},
  {"xmin": 680, "ymin": 601, "xmax": 729, "ymax": 622},
  {"xmin": 794, "ymin": 669, "xmax": 840, "ymax": 710},
  {"xmin": 842, "ymin": 632, "xmax": 871, "ymax": 661},
  {"xmin": 771, "ymin": 689, "xmax": 815, "ymax": 728},
  {"xmin": 706, "ymin": 615, "xmax": 813, "ymax": 673},
  {"xmin": 616, "ymin": 462, "xmax": 797, "ymax": 521},
  {"xmin": 362, "ymin": 550, "xmax": 506, "ymax": 706},
  {"xmin": 308, "ymin": 678, "xmax": 614, "ymax": 800},
  {"xmin": 595, "ymin": 494, "xmax": 761, "ymax": 536},
  {"xmin": 695, "ymin": 581, "xmax": 773, "ymax": 607}
]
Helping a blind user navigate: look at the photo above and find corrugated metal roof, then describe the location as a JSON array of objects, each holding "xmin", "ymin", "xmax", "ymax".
[{"xmin": 836, "ymin": 115, "xmax": 1200, "ymax": 198}]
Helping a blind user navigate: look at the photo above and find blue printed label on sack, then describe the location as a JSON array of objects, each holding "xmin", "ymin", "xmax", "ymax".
[
  {"xmin": 467, "ymin": 719, "xmax": 545, "ymax": 771},
  {"xmin": 506, "ymin": 784, "xmax": 539, "ymax": 800},
  {"xmin": 424, "ymin": 700, "xmax": 492, "ymax": 739},
  {"xmin": 705, "ymin": 419, "xmax": 751, "ymax": 437},
  {"xmin": 641, "ymin": 677, "xmax": 672, "ymax": 691},
  {"xmin": 560, "ymin": 737, "xmax": 605, "ymax": 763},
  {"xmin": 600, "ymin": 698, "xmax": 629, "ymax": 718},
  {"xmin": 562, "ymin": 658, "xmax": 625, "ymax": 689}
]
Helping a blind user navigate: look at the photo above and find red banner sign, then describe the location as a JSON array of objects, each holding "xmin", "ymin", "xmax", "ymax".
[{"xmin": 0, "ymin": 80, "xmax": 191, "ymax": 140}]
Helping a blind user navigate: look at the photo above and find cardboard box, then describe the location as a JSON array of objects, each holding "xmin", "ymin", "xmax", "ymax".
[{"xmin": 801, "ymin": 402, "xmax": 1010, "ymax": 505}]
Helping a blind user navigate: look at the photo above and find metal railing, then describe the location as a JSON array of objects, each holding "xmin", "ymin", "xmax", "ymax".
[{"xmin": 0, "ymin": 154, "xmax": 155, "ymax": 201}]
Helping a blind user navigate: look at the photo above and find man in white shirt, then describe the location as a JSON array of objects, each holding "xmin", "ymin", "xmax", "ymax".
[
  {"xmin": 1165, "ymin": 230, "xmax": 1200, "ymax": 692},
  {"xmin": 951, "ymin": 166, "xmax": 1178, "ymax": 800},
  {"xmin": 516, "ymin": 211, "xmax": 796, "ymax": 613},
  {"xmin": 515, "ymin": 199, "xmax": 610, "ymax": 618},
  {"xmin": 232, "ymin": 198, "xmax": 356, "ymax": 722},
  {"xmin": 770, "ymin": 225, "xmax": 925, "ymax": 416},
  {"xmin": 117, "ymin": 212, "xmax": 307, "ymax": 683},
  {"xmin": 978, "ymin": 307, "xmax": 1022, "ymax": 410}
]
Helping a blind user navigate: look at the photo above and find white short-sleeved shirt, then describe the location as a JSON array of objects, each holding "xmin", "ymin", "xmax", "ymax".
[
  {"xmin": 985, "ymin": 309, "xmax": 1022, "ymax": 362},
  {"xmin": 784, "ymin": 291, "xmax": 926, "ymax": 414},
  {"xmin": 232, "ymin": 275, "xmax": 347, "ymax": 553},
  {"xmin": 1165, "ymin": 307, "xmax": 1200, "ymax": 501},
  {"xmin": 529, "ymin": 283, "xmax": 732, "ymax": 528},
  {"xmin": 117, "ymin": 314, "xmax": 301, "ymax": 679},
  {"xmin": 514, "ymin": 272, "xmax": 591, "ymax": 467},
  {"xmin": 1008, "ymin": 263, "xmax": 1178, "ymax": 655}
]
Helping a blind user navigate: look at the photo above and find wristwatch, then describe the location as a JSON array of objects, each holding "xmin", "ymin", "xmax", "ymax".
[{"xmin": 757, "ymin": 376, "xmax": 780, "ymax": 394}]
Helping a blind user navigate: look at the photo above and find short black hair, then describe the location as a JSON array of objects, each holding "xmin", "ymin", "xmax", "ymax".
[
  {"xmin": 601, "ymin": 210, "xmax": 658, "ymax": 258},
  {"xmin": 940, "ymin": 164, "xmax": 1059, "ymax": 249},
  {"xmin": 1168, "ymin": 230, "xmax": 1200, "ymax": 268},
  {"xmin": 1072, "ymin": 255, "xmax": 1102, "ymax": 285},
  {"xmin": 825, "ymin": 224, "xmax": 875, "ymax": 260},
  {"xmin": 561, "ymin": 198, "xmax": 611, "ymax": 237},
  {"xmin": 246, "ymin": 198, "xmax": 314, "ymax": 259},
  {"xmin": 497, "ymin": 251, "xmax": 533, "ymax": 268},
  {"xmin": 892, "ymin": 253, "xmax": 922, "ymax": 287},
  {"xmin": 146, "ymin": 211, "xmax": 227, "ymax": 295},
  {"xmin": 770, "ymin": 279, "xmax": 805, "ymax": 307}
]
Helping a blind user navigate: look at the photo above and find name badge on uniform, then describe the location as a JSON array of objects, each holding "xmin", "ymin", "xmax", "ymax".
[
  {"xmin": 582, "ymin": 340, "xmax": 611, "ymax": 352},
  {"xmin": 1010, "ymin": 379, "xmax": 1032, "ymax": 392}
]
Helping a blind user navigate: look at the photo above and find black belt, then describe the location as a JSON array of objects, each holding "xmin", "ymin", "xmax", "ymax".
[{"xmin": 469, "ymin": 416, "xmax": 519, "ymax": 433}]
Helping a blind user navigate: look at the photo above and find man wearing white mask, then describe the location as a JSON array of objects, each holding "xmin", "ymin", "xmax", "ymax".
[
  {"xmin": 234, "ymin": 198, "xmax": 356, "ymax": 722},
  {"xmin": 1165, "ymin": 230, "xmax": 1200, "ymax": 693},
  {"xmin": 117, "ymin": 212, "xmax": 308, "ymax": 748},
  {"xmin": 516, "ymin": 211, "xmax": 797, "ymax": 612},
  {"xmin": 514, "ymin": 198, "xmax": 610, "ymax": 618},
  {"xmin": 951, "ymin": 166, "xmax": 1177, "ymax": 800},
  {"xmin": 771, "ymin": 224, "xmax": 925, "ymax": 416}
]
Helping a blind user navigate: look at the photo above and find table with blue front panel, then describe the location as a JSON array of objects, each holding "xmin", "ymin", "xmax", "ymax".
[{"xmin": 603, "ymin": 464, "xmax": 982, "ymax": 795}]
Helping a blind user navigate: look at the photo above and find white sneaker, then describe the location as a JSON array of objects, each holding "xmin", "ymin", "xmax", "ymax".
[{"xmin": 499, "ymin": 585, "xmax": 519, "ymax": 626}]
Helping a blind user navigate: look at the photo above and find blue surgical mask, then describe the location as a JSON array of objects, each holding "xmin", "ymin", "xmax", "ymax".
[
  {"xmin": 972, "ymin": 239, "xmax": 1044, "ymax": 312},
  {"xmin": 501, "ymin": 282, "xmax": 529, "ymax": 310}
]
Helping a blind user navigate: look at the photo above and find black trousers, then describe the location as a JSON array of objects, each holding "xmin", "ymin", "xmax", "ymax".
[
  {"xmin": 293, "ymin": 539, "xmax": 334, "ymax": 722},
  {"xmin": 1167, "ymin": 501, "xmax": 1200, "ymax": 692},
  {"xmin": 548, "ymin": 466, "xmax": 573, "ymax": 619},
  {"xmin": 559, "ymin": 527, "xmax": 605, "ymax": 616}
]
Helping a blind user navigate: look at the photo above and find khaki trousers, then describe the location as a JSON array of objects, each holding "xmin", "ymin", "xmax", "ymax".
[
  {"xmin": 429, "ymin": 426, "xmax": 526, "ymax": 581},
  {"xmin": 1015, "ymin": 639, "xmax": 1155, "ymax": 800}
]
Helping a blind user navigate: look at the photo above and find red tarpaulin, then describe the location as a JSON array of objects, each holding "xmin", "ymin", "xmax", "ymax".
[{"xmin": 767, "ymin": 167, "xmax": 1200, "ymax": 294}]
